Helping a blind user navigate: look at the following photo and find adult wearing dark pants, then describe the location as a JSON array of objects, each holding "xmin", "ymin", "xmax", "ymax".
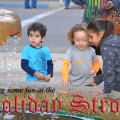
[
  {"xmin": 64, "ymin": 0, "xmax": 86, "ymax": 9},
  {"xmin": 24, "ymin": 0, "xmax": 37, "ymax": 8}
]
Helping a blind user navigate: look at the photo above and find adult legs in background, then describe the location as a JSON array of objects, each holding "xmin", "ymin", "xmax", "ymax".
[
  {"xmin": 72, "ymin": 0, "xmax": 86, "ymax": 7},
  {"xmin": 24, "ymin": 0, "xmax": 37, "ymax": 8},
  {"xmin": 31, "ymin": 0, "xmax": 37, "ymax": 8},
  {"xmin": 64, "ymin": 0, "xmax": 70, "ymax": 8},
  {"xmin": 82, "ymin": 9, "xmax": 88, "ymax": 23},
  {"xmin": 24, "ymin": 0, "xmax": 30, "ymax": 8},
  {"xmin": 79, "ymin": 0, "xmax": 86, "ymax": 8}
]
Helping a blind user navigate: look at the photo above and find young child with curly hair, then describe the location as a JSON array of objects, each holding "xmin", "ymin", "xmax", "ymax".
[{"xmin": 62, "ymin": 24, "xmax": 100, "ymax": 86}]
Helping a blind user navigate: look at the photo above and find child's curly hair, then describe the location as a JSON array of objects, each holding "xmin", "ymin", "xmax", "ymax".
[{"xmin": 67, "ymin": 24, "xmax": 88, "ymax": 45}]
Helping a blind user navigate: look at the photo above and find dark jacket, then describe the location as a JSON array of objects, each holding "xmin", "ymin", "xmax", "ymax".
[
  {"xmin": 112, "ymin": 0, "xmax": 120, "ymax": 10},
  {"xmin": 100, "ymin": 34, "xmax": 120, "ymax": 93}
]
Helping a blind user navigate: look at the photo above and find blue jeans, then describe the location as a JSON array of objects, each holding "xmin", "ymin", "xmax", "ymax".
[
  {"xmin": 64, "ymin": 0, "xmax": 70, "ymax": 7},
  {"xmin": 24, "ymin": 0, "xmax": 37, "ymax": 8}
]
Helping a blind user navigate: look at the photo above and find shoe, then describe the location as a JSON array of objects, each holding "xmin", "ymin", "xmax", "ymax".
[
  {"xmin": 25, "ymin": 7, "xmax": 31, "ymax": 9},
  {"xmin": 32, "ymin": 5, "xmax": 37, "ymax": 8},
  {"xmin": 32, "ymin": 7, "xmax": 37, "ymax": 8},
  {"xmin": 81, "ymin": 4, "xmax": 85, "ymax": 9},
  {"xmin": 64, "ymin": 7, "xmax": 69, "ymax": 9}
]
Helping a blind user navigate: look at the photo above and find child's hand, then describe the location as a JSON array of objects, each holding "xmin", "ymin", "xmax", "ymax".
[
  {"xmin": 44, "ymin": 74, "xmax": 51, "ymax": 82},
  {"xmin": 96, "ymin": 88, "xmax": 104, "ymax": 94},
  {"xmin": 90, "ymin": 80, "xmax": 97, "ymax": 86},
  {"xmin": 90, "ymin": 69, "xmax": 96, "ymax": 77},
  {"xmin": 62, "ymin": 80, "xmax": 69, "ymax": 86},
  {"xmin": 34, "ymin": 72, "xmax": 45, "ymax": 80}
]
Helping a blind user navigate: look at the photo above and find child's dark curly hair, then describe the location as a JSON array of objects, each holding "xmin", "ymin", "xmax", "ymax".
[
  {"xmin": 67, "ymin": 24, "xmax": 88, "ymax": 45},
  {"xmin": 27, "ymin": 22, "xmax": 47, "ymax": 38}
]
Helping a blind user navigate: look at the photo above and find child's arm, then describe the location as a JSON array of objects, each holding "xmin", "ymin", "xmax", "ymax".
[
  {"xmin": 43, "ymin": 47, "xmax": 54, "ymax": 82},
  {"xmin": 34, "ymin": 72, "xmax": 45, "ymax": 80},
  {"xmin": 21, "ymin": 59, "xmax": 36, "ymax": 76},
  {"xmin": 92, "ymin": 60, "xmax": 101, "ymax": 75},
  {"xmin": 90, "ymin": 47, "xmax": 101, "ymax": 75},
  {"xmin": 21, "ymin": 59, "xmax": 45, "ymax": 79},
  {"xmin": 62, "ymin": 60, "xmax": 70, "ymax": 86},
  {"xmin": 47, "ymin": 59, "xmax": 53, "ymax": 77},
  {"xmin": 90, "ymin": 60, "xmax": 101, "ymax": 86},
  {"xmin": 90, "ymin": 74, "xmax": 103, "ymax": 86},
  {"xmin": 61, "ymin": 48, "xmax": 72, "ymax": 86},
  {"xmin": 44, "ymin": 59, "xmax": 53, "ymax": 82},
  {"xmin": 102, "ymin": 45, "xmax": 116, "ymax": 94}
]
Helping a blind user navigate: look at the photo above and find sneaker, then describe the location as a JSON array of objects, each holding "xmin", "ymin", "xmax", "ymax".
[
  {"xmin": 64, "ymin": 7, "xmax": 69, "ymax": 9},
  {"xmin": 32, "ymin": 6, "xmax": 37, "ymax": 8},
  {"xmin": 25, "ymin": 7, "xmax": 31, "ymax": 9}
]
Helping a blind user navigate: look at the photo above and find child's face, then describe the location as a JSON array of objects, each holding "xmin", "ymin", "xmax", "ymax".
[
  {"xmin": 74, "ymin": 31, "xmax": 89, "ymax": 50},
  {"xmin": 28, "ymin": 31, "xmax": 44, "ymax": 48},
  {"xmin": 87, "ymin": 30, "xmax": 104, "ymax": 46}
]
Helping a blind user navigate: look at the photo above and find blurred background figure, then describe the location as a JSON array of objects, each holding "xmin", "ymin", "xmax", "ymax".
[
  {"xmin": 64, "ymin": 0, "xmax": 86, "ymax": 9},
  {"xmin": 24, "ymin": 0, "xmax": 37, "ymax": 9},
  {"xmin": 104, "ymin": 0, "xmax": 120, "ymax": 10},
  {"xmin": 64, "ymin": 0, "xmax": 70, "ymax": 9},
  {"xmin": 103, "ymin": 0, "xmax": 120, "ymax": 35},
  {"xmin": 83, "ymin": 0, "xmax": 120, "ymax": 23},
  {"xmin": 59, "ymin": 0, "xmax": 64, "ymax": 3}
]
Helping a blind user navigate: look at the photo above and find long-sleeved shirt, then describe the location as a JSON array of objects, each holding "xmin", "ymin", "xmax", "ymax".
[
  {"xmin": 112, "ymin": 0, "xmax": 120, "ymax": 10},
  {"xmin": 100, "ymin": 34, "xmax": 120, "ymax": 93},
  {"xmin": 62, "ymin": 46, "xmax": 100, "ymax": 86},
  {"xmin": 21, "ymin": 45, "xmax": 53, "ymax": 81}
]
